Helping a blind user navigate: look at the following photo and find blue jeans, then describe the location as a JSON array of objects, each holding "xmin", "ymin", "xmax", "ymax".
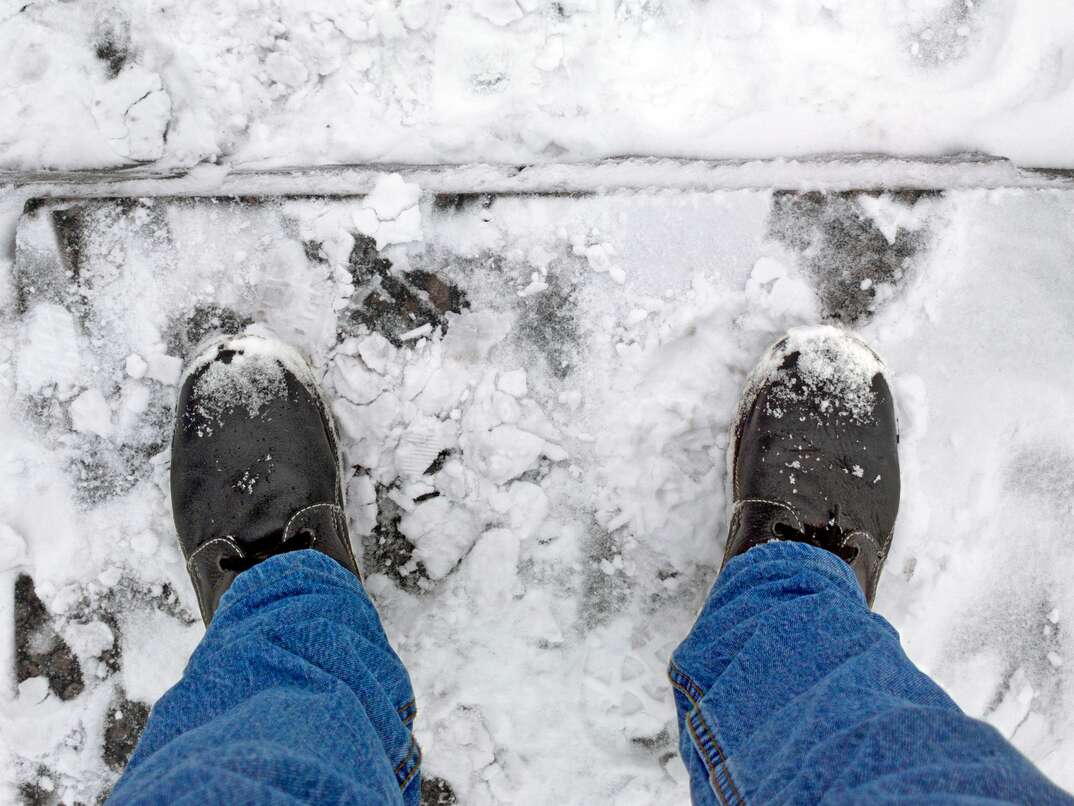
[
  {"xmin": 110, "ymin": 545, "xmax": 1072, "ymax": 804},
  {"xmin": 109, "ymin": 551, "xmax": 420, "ymax": 805},
  {"xmin": 670, "ymin": 541, "xmax": 1071, "ymax": 805}
]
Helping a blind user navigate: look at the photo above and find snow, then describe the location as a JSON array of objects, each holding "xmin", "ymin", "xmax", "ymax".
[
  {"xmin": 0, "ymin": 4, "xmax": 1074, "ymax": 170},
  {"xmin": 361, "ymin": 174, "xmax": 425, "ymax": 249},
  {"xmin": 768, "ymin": 325, "xmax": 886, "ymax": 423},
  {"xmin": 68, "ymin": 389, "xmax": 114, "ymax": 439},
  {"xmin": 3, "ymin": 186, "xmax": 1073, "ymax": 802},
  {"xmin": 144, "ymin": 354, "xmax": 182, "ymax": 387},
  {"xmin": 124, "ymin": 354, "xmax": 148, "ymax": 380},
  {"xmin": 15, "ymin": 304, "xmax": 82, "ymax": 398},
  {"xmin": 193, "ymin": 351, "xmax": 287, "ymax": 423},
  {"xmin": 5, "ymin": 3, "xmax": 1074, "ymax": 170},
  {"xmin": 496, "ymin": 369, "xmax": 527, "ymax": 398},
  {"xmin": 1, "ymin": 2, "xmax": 1074, "ymax": 803}
]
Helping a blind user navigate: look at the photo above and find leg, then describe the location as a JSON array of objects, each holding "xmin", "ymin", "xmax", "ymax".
[
  {"xmin": 110, "ymin": 550, "xmax": 420, "ymax": 805},
  {"xmin": 670, "ymin": 540, "xmax": 1071, "ymax": 805},
  {"xmin": 671, "ymin": 327, "xmax": 1072, "ymax": 804},
  {"xmin": 109, "ymin": 334, "xmax": 421, "ymax": 802}
]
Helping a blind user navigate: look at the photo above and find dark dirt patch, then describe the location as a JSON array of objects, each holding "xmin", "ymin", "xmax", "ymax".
[
  {"xmin": 578, "ymin": 525, "xmax": 630, "ymax": 630},
  {"xmin": 102, "ymin": 689, "xmax": 151, "ymax": 771},
  {"xmin": 631, "ymin": 726, "xmax": 672, "ymax": 752},
  {"xmin": 358, "ymin": 448, "xmax": 460, "ymax": 592},
  {"xmin": 767, "ymin": 190, "xmax": 938, "ymax": 324},
  {"xmin": 11, "ymin": 203, "xmax": 77, "ymax": 316},
  {"xmin": 342, "ymin": 235, "xmax": 469, "ymax": 346},
  {"xmin": 70, "ymin": 429, "xmax": 167, "ymax": 504},
  {"xmin": 15, "ymin": 575, "xmax": 84, "ymax": 701},
  {"xmin": 421, "ymin": 776, "xmax": 459, "ymax": 805},
  {"xmin": 516, "ymin": 268, "xmax": 581, "ymax": 378},
  {"xmin": 165, "ymin": 303, "xmax": 254, "ymax": 361},
  {"xmin": 51, "ymin": 200, "xmax": 145, "ymax": 290},
  {"xmin": 422, "ymin": 449, "xmax": 452, "ymax": 477},
  {"xmin": 303, "ymin": 239, "xmax": 328, "ymax": 264},
  {"xmin": 94, "ymin": 20, "xmax": 131, "ymax": 79},
  {"xmin": 361, "ymin": 480, "xmax": 433, "ymax": 594},
  {"xmin": 346, "ymin": 232, "xmax": 394, "ymax": 285},
  {"xmin": 20, "ymin": 393, "xmax": 67, "ymax": 434},
  {"xmin": 18, "ymin": 767, "xmax": 56, "ymax": 806},
  {"xmin": 432, "ymin": 193, "xmax": 494, "ymax": 215}
]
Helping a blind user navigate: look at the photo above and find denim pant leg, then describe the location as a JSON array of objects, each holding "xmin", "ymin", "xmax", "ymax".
[
  {"xmin": 670, "ymin": 541, "xmax": 1072, "ymax": 806},
  {"xmin": 109, "ymin": 550, "xmax": 420, "ymax": 805}
]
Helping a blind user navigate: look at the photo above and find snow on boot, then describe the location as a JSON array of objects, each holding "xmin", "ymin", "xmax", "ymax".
[
  {"xmin": 170, "ymin": 334, "xmax": 360, "ymax": 623},
  {"xmin": 722, "ymin": 326, "xmax": 900, "ymax": 606}
]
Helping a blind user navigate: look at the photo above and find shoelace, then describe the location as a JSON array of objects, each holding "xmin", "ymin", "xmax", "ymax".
[{"xmin": 218, "ymin": 529, "xmax": 317, "ymax": 574}]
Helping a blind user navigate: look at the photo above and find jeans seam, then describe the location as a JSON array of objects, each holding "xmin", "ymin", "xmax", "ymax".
[
  {"xmin": 394, "ymin": 735, "xmax": 422, "ymax": 790},
  {"xmin": 668, "ymin": 660, "xmax": 747, "ymax": 806},
  {"xmin": 668, "ymin": 659, "xmax": 706, "ymax": 707},
  {"xmin": 398, "ymin": 698, "xmax": 417, "ymax": 727}
]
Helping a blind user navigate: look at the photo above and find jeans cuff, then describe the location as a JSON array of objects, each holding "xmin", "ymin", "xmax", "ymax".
[
  {"xmin": 217, "ymin": 549, "xmax": 359, "ymax": 617},
  {"xmin": 719, "ymin": 539, "xmax": 866, "ymax": 604}
]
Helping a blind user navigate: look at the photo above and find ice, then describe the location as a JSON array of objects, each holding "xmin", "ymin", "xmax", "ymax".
[
  {"xmin": 400, "ymin": 323, "xmax": 433, "ymax": 341},
  {"xmin": 360, "ymin": 174, "xmax": 424, "ymax": 249},
  {"xmin": 367, "ymin": 173, "xmax": 421, "ymax": 218},
  {"xmin": 857, "ymin": 193, "xmax": 929, "ymax": 245},
  {"xmin": 17, "ymin": 676, "xmax": 50, "ymax": 705},
  {"xmin": 357, "ymin": 334, "xmax": 395, "ymax": 375},
  {"xmin": 124, "ymin": 354, "xmax": 148, "ymax": 380},
  {"xmin": 68, "ymin": 389, "xmax": 113, "ymax": 439},
  {"xmin": 498, "ymin": 482, "xmax": 549, "ymax": 541},
  {"xmin": 331, "ymin": 354, "xmax": 390, "ymax": 405},
  {"xmin": 401, "ymin": 497, "xmax": 480, "ymax": 579},
  {"xmin": 16, "ymin": 304, "xmax": 83, "ymax": 398},
  {"xmin": 90, "ymin": 65, "xmax": 171, "ymax": 163},
  {"xmin": 145, "ymin": 354, "xmax": 182, "ymax": 387},
  {"xmin": 466, "ymin": 424, "xmax": 545, "ymax": 485},
  {"xmin": 395, "ymin": 417, "xmax": 455, "ymax": 479}
]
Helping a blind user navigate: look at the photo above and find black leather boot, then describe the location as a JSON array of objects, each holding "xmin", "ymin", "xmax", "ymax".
[
  {"xmin": 171, "ymin": 334, "xmax": 361, "ymax": 624},
  {"xmin": 722, "ymin": 326, "xmax": 900, "ymax": 606}
]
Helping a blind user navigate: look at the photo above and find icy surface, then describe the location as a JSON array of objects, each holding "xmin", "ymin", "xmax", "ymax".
[
  {"xmin": 2, "ymin": 185, "xmax": 1074, "ymax": 803},
  {"xmin": 5, "ymin": 3, "xmax": 1074, "ymax": 170}
]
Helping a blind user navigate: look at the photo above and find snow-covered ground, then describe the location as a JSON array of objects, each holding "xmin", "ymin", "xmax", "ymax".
[
  {"xmin": 5, "ymin": 1, "xmax": 1074, "ymax": 170},
  {"xmin": 3, "ymin": 0, "xmax": 1074, "ymax": 804},
  {"xmin": 1, "ymin": 178, "xmax": 1073, "ymax": 803}
]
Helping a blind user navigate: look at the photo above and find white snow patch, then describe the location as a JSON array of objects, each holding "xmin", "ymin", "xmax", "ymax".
[
  {"xmin": 124, "ymin": 354, "xmax": 148, "ymax": 380},
  {"xmin": 496, "ymin": 369, "xmax": 527, "ymax": 398},
  {"xmin": 16, "ymin": 304, "xmax": 83, "ymax": 398},
  {"xmin": 400, "ymin": 497, "xmax": 480, "ymax": 579},
  {"xmin": 145, "ymin": 354, "xmax": 183, "ymax": 387},
  {"xmin": 68, "ymin": 389, "xmax": 113, "ymax": 438}
]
